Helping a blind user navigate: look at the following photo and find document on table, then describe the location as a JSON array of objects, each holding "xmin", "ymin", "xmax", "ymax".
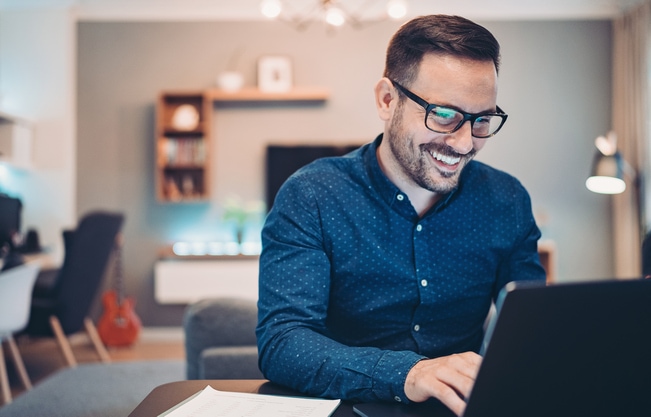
[{"xmin": 159, "ymin": 385, "xmax": 341, "ymax": 417}]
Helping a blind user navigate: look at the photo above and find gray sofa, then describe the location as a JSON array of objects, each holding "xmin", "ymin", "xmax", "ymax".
[{"xmin": 183, "ymin": 297, "xmax": 264, "ymax": 380}]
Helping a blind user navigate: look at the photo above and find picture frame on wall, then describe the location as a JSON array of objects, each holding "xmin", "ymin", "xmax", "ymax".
[{"xmin": 257, "ymin": 55, "xmax": 293, "ymax": 92}]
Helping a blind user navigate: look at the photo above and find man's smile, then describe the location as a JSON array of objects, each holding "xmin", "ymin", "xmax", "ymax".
[{"xmin": 429, "ymin": 149, "xmax": 461, "ymax": 166}]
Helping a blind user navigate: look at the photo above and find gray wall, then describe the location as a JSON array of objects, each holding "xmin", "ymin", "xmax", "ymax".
[{"xmin": 77, "ymin": 19, "xmax": 613, "ymax": 326}]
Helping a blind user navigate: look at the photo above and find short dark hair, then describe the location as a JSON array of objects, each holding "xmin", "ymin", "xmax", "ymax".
[{"xmin": 384, "ymin": 15, "xmax": 501, "ymax": 86}]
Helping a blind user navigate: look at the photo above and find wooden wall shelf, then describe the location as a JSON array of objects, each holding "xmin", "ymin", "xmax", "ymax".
[
  {"xmin": 155, "ymin": 86, "xmax": 329, "ymax": 203},
  {"xmin": 209, "ymin": 87, "xmax": 329, "ymax": 102},
  {"xmin": 155, "ymin": 91, "xmax": 212, "ymax": 203}
]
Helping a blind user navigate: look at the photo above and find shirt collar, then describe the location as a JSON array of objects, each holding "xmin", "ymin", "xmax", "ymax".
[
  {"xmin": 364, "ymin": 133, "xmax": 466, "ymax": 216},
  {"xmin": 364, "ymin": 134, "xmax": 405, "ymax": 210}
]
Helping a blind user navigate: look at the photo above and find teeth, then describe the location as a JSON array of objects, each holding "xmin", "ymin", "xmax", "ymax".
[{"xmin": 429, "ymin": 151, "xmax": 460, "ymax": 165}]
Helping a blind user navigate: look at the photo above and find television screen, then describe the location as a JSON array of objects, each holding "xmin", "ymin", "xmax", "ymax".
[
  {"xmin": 265, "ymin": 144, "xmax": 361, "ymax": 211},
  {"xmin": 0, "ymin": 194, "xmax": 22, "ymax": 248}
]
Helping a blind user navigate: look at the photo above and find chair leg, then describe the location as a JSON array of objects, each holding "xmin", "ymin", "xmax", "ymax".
[
  {"xmin": 6, "ymin": 335, "xmax": 31, "ymax": 391},
  {"xmin": 83, "ymin": 318, "xmax": 111, "ymax": 363},
  {"xmin": 49, "ymin": 316, "xmax": 78, "ymax": 368},
  {"xmin": 0, "ymin": 341, "xmax": 12, "ymax": 405}
]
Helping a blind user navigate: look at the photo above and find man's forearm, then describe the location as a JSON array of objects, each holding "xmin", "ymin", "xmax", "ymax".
[{"xmin": 257, "ymin": 321, "xmax": 424, "ymax": 402}]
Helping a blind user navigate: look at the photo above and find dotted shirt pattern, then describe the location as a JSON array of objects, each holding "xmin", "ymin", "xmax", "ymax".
[{"xmin": 256, "ymin": 134, "xmax": 546, "ymax": 404}]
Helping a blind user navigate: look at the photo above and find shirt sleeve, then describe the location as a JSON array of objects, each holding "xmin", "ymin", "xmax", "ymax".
[{"xmin": 256, "ymin": 173, "xmax": 425, "ymax": 403}]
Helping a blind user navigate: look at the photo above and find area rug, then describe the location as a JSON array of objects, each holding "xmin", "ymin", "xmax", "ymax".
[{"xmin": 0, "ymin": 359, "xmax": 184, "ymax": 417}]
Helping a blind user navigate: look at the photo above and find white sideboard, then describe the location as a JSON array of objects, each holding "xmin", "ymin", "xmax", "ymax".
[
  {"xmin": 154, "ymin": 257, "xmax": 259, "ymax": 304},
  {"xmin": 154, "ymin": 242, "xmax": 556, "ymax": 304}
]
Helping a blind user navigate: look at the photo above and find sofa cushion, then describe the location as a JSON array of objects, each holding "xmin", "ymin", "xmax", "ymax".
[
  {"xmin": 183, "ymin": 298, "xmax": 259, "ymax": 380},
  {"xmin": 200, "ymin": 346, "xmax": 263, "ymax": 379}
]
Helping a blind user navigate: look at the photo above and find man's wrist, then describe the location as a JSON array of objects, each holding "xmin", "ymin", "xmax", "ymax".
[{"xmin": 372, "ymin": 351, "xmax": 425, "ymax": 403}]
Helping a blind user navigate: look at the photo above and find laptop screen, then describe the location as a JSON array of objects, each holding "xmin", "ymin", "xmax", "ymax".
[
  {"xmin": 465, "ymin": 278, "xmax": 651, "ymax": 417},
  {"xmin": 355, "ymin": 278, "xmax": 651, "ymax": 417}
]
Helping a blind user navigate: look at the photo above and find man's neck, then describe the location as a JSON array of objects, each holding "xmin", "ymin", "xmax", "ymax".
[
  {"xmin": 376, "ymin": 144, "xmax": 441, "ymax": 217},
  {"xmin": 408, "ymin": 188, "xmax": 442, "ymax": 217}
]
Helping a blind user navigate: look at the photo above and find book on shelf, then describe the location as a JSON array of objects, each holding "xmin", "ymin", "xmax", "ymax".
[{"xmin": 161, "ymin": 137, "xmax": 206, "ymax": 166}]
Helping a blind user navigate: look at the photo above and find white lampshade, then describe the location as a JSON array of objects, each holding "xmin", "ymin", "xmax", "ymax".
[
  {"xmin": 586, "ymin": 152, "xmax": 626, "ymax": 195},
  {"xmin": 585, "ymin": 176, "xmax": 626, "ymax": 194}
]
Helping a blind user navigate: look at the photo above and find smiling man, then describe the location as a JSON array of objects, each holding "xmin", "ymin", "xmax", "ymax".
[{"xmin": 256, "ymin": 15, "xmax": 546, "ymax": 417}]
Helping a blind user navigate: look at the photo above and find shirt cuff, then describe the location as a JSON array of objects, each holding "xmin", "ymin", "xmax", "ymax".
[{"xmin": 372, "ymin": 350, "xmax": 426, "ymax": 403}]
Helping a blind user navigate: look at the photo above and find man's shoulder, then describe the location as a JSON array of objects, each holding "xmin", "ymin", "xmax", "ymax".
[
  {"xmin": 292, "ymin": 144, "xmax": 366, "ymax": 179},
  {"xmin": 462, "ymin": 160, "xmax": 530, "ymax": 201},
  {"xmin": 465, "ymin": 160, "xmax": 524, "ymax": 187},
  {"xmin": 272, "ymin": 145, "xmax": 370, "ymax": 212}
]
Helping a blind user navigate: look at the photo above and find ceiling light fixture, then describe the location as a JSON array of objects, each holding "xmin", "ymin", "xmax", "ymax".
[
  {"xmin": 259, "ymin": 0, "xmax": 408, "ymax": 31},
  {"xmin": 260, "ymin": 0, "xmax": 283, "ymax": 19}
]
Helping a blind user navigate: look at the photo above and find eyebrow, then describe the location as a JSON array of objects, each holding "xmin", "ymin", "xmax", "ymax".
[{"xmin": 393, "ymin": 80, "xmax": 498, "ymax": 115}]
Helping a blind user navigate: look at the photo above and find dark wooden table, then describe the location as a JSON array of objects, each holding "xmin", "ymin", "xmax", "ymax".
[{"xmin": 128, "ymin": 379, "xmax": 455, "ymax": 417}]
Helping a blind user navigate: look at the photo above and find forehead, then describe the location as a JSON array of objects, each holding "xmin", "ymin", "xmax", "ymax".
[{"xmin": 414, "ymin": 53, "xmax": 498, "ymax": 111}]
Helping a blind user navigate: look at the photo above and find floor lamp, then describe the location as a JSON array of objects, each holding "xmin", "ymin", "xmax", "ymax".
[
  {"xmin": 586, "ymin": 131, "xmax": 645, "ymax": 278},
  {"xmin": 585, "ymin": 131, "xmax": 629, "ymax": 195}
]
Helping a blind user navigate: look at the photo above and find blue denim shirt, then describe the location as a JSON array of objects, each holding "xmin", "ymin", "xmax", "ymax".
[{"xmin": 256, "ymin": 134, "xmax": 545, "ymax": 403}]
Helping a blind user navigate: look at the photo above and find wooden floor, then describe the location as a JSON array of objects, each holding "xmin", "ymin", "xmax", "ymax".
[{"xmin": 3, "ymin": 328, "xmax": 185, "ymax": 403}]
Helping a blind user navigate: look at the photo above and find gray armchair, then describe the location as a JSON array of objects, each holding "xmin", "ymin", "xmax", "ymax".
[{"xmin": 183, "ymin": 297, "xmax": 263, "ymax": 380}]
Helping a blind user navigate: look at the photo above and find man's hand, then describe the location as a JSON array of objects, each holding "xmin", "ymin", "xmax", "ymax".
[{"xmin": 404, "ymin": 352, "xmax": 482, "ymax": 417}]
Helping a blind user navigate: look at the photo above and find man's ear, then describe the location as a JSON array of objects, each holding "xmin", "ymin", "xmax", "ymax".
[{"xmin": 374, "ymin": 77, "xmax": 396, "ymax": 122}]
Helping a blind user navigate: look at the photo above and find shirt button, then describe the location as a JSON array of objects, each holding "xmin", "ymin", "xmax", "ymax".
[
  {"xmin": 416, "ymin": 224, "xmax": 422, "ymax": 232},
  {"xmin": 397, "ymin": 194, "xmax": 404, "ymax": 201},
  {"xmin": 421, "ymin": 279, "xmax": 428, "ymax": 287},
  {"xmin": 414, "ymin": 324, "xmax": 420, "ymax": 332},
  {"xmin": 394, "ymin": 396, "xmax": 402, "ymax": 403}
]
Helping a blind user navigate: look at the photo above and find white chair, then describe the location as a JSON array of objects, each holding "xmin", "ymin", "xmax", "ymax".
[{"xmin": 0, "ymin": 262, "xmax": 40, "ymax": 405}]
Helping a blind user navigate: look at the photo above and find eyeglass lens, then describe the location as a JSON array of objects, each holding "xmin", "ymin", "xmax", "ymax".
[{"xmin": 427, "ymin": 106, "xmax": 504, "ymax": 138}]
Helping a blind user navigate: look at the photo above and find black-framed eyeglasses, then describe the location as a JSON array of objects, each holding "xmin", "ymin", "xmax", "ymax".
[{"xmin": 391, "ymin": 80, "xmax": 508, "ymax": 138}]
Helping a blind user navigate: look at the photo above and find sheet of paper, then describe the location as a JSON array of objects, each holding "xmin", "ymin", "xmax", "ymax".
[{"xmin": 160, "ymin": 385, "xmax": 341, "ymax": 417}]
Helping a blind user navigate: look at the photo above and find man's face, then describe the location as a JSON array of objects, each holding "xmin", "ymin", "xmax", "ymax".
[{"xmin": 386, "ymin": 54, "xmax": 498, "ymax": 194}]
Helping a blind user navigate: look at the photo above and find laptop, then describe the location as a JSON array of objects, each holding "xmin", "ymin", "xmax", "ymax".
[{"xmin": 354, "ymin": 278, "xmax": 651, "ymax": 417}]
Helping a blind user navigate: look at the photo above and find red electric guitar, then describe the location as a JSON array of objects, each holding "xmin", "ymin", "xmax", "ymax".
[{"xmin": 98, "ymin": 236, "xmax": 141, "ymax": 347}]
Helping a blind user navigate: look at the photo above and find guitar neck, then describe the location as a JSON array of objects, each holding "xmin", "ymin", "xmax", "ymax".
[{"xmin": 113, "ymin": 243, "xmax": 126, "ymax": 305}]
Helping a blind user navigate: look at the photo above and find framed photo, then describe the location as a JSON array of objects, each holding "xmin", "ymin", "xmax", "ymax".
[{"xmin": 257, "ymin": 56, "xmax": 293, "ymax": 92}]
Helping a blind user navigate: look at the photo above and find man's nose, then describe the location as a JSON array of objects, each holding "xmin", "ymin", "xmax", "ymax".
[{"xmin": 445, "ymin": 121, "xmax": 474, "ymax": 155}]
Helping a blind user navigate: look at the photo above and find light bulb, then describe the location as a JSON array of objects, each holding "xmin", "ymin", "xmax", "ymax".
[
  {"xmin": 190, "ymin": 242, "xmax": 207, "ymax": 256},
  {"xmin": 260, "ymin": 0, "xmax": 282, "ymax": 19},
  {"xmin": 386, "ymin": 0, "xmax": 407, "ymax": 19},
  {"xmin": 325, "ymin": 7, "xmax": 346, "ymax": 26},
  {"xmin": 172, "ymin": 242, "xmax": 191, "ymax": 256}
]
